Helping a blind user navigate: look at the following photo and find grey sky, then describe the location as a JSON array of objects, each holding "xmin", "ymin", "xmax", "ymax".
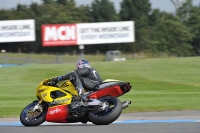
[{"xmin": 0, "ymin": 0, "xmax": 200, "ymax": 13}]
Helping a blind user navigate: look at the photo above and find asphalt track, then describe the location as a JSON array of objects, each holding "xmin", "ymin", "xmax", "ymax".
[{"xmin": 0, "ymin": 110, "xmax": 200, "ymax": 133}]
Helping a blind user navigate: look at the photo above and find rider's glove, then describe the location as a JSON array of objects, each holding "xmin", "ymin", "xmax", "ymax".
[{"xmin": 49, "ymin": 77, "xmax": 59, "ymax": 86}]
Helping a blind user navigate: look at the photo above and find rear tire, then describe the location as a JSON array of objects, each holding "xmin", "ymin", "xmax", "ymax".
[
  {"xmin": 88, "ymin": 96, "xmax": 122, "ymax": 125},
  {"xmin": 20, "ymin": 101, "xmax": 48, "ymax": 126}
]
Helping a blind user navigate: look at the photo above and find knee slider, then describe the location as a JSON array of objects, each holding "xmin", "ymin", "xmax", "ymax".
[{"xmin": 70, "ymin": 75, "xmax": 76, "ymax": 82}]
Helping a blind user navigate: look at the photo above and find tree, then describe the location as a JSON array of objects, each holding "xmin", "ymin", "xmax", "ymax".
[
  {"xmin": 169, "ymin": 0, "xmax": 186, "ymax": 11},
  {"xmin": 56, "ymin": 0, "xmax": 75, "ymax": 5},
  {"xmin": 42, "ymin": 0, "xmax": 55, "ymax": 5},
  {"xmin": 30, "ymin": 2, "xmax": 40, "ymax": 16},
  {"xmin": 0, "ymin": 9, "xmax": 15, "ymax": 20},
  {"xmin": 74, "ymin": 5, "xmax": 94, "ymax": 24},
  {"xmin": 162, "ymin": 20, "xmax": 192, "ymax": 56},
  {"xmin": 90, "ymin": 0, "xmax": 119, "ymax": 22},
  {"xmin": 120, "ymin": 0, "xmax": 151, "ymax": 21},
  {"xmin": 176, "ymin": 0, "xmax": 200, "ymax": 55},
  {"xmin": 119, "ymin": 0, "xmax": 151, "ymax": 53},
  {"xmin": 189, "ymin": 7, "xmax": 200, "ymax": 55},
  {"xmin": 177, "ymin": 0, "xmax": 193, "ymax": 22}
]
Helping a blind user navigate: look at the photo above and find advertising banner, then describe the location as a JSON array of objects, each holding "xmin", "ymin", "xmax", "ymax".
[
  {"xmin": 42, "ymin": 24, "xmax": 77, "ymax": 46},
  {"xmin": 42, "ymin": 21, "xmax": 134, "ymax": 46},
  {"xmin": 77, "ymin": 21, "xmax": 134, "ymax": 45},
  {"xmin": 0, "ymin": 19, "xmax": 35, "ymax": 43}
]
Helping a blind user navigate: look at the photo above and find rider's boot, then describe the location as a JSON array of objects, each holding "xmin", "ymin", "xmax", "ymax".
[{"xmin": 78, "ymin": 87, "xmax": 88, "ymax": 102}]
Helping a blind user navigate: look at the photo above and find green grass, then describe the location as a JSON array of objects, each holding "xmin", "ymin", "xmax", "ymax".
[{"xmin": 0, "ymin": 56, "xmax": 200, "ymax": 117}]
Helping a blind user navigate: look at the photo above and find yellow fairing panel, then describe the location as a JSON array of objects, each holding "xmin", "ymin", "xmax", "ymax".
[
  {"xmin": 37, "ymin": 86, "xmax": 73, "ymax": 105},
  {"xmin": 59, "ymin": 81, "xmax": 78, "ymax": 96},
  {"xmin": 36, "ymin": 79, "xmax": 78, "ymax": 105}
]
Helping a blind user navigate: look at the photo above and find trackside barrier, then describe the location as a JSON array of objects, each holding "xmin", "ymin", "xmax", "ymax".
[{"xmin": 0, "ymin": 64, "xmax": 19, "ymax": 68}]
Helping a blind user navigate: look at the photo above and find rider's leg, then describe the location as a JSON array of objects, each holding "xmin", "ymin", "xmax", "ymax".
[{"xmin": 69, "ymin": 74, "xmax": 88, "ymax": 102}]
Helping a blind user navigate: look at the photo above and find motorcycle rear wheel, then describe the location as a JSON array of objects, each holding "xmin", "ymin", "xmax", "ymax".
[
  {"xmin": 88, "ymin": 96, "xmax": 122, "ymax": 125},
  {"xmin": 20, "ymin": 101, "xmax": 48, "ymax": 126}
]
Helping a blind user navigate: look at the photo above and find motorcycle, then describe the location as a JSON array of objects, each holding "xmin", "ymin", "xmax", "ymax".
[{"xmin": 20, "ymin": 78, "xmax": 132, "ymax": 126}]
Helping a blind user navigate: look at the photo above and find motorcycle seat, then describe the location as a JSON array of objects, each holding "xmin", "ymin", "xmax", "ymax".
[{"xmin": 97, "ymin": 81, "xmax": 123, "ymax": 90}]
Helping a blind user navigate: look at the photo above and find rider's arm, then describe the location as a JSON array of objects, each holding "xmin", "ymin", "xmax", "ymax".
[
  {"xmin": 57, "ymin": 68, "xmax": 90, "ymax": 81},
  {"xmin": 57, "ymin": 71, "xmax": 75, "ymax": 81}
]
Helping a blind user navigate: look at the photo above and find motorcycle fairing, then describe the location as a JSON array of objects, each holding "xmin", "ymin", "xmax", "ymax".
[
  {"xmin": 46, "ymin": 105, "xmax": 69, "ymax": 123},
  {"xmin": 88, "ymin": 81, "xmax": 131, "ymax": 99},
  {"xmin": 59, "ymin": 80, "xmax": 78, "ymax": 96},
  {"xmin": 36, "ymin": 80, "xmax": 74, "ymax": 105}
]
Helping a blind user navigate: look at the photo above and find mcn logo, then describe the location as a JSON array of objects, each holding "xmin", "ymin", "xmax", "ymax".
[
  {"xmin": 42, "ymin": 24, "xmax": 77, "ymax": 46},
  {"xmin": 42, "ymin": 21, "xmax": 134, "ymax": 46}
]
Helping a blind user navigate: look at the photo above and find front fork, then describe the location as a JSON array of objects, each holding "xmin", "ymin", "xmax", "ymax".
[{"xmin": 33, "ymin": 100, "xmax": 43, "ymax": 112}]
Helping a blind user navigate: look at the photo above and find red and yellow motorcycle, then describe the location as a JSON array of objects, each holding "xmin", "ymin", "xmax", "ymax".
[{"xmin": 20, "ymin": 78, "xmax": 131, "ymax": 126}]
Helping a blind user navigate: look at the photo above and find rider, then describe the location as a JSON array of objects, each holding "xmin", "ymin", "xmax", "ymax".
[{"xmin": 49, "ymin": 59, "xmax": 103, "ymax": 102}]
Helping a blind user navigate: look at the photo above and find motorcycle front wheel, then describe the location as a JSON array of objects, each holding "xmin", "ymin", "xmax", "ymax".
[
  {"xmin": 20, "ymin": 101, "xmax": 48, "ymax": 126},
  {"xmin": 88, "ymin": 96, "xmax": 122, "ymax": 125}
]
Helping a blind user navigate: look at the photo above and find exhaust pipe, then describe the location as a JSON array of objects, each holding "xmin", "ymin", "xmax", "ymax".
[{"xmin": 122, "ymin": 101, "xmax": 131, "ymax": 109}]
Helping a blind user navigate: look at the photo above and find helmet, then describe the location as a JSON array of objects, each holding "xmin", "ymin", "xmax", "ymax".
[{"xmin": 76, "ymin": 60, "xmax": 91, "ymax": 69}]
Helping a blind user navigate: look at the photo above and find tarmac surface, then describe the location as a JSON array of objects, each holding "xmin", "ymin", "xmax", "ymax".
[
  {"xmin": 0, "ymin": 110, "xmax": 199, "ymax": 133},
  {"xmin": 1, "ymin": 110, "xmax": 200, "ymax": 122}
]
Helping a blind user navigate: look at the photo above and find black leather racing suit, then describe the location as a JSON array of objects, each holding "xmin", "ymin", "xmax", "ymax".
[{"xmin": 58, "ymin": 67, "xmax": 103, "ymax": 91}]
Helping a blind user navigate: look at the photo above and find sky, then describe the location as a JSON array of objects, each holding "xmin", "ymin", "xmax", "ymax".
[{"xmin": 0, "ymin": 0, "xmax": 200, "ymax": 13}]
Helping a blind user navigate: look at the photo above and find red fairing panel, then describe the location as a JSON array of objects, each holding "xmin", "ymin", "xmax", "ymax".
[
  {"xmin": 89, "ymin": 85, "xmax": 123, "ymax": 99},
  {"xmin": 46, "ymin": 105, "xmax": 69, "ymax": 123}
]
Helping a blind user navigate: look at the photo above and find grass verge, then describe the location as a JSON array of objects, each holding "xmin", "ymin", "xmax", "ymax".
[{"xmin": 0, "ymin": 57, "xmax": 200, "ymax": 117}]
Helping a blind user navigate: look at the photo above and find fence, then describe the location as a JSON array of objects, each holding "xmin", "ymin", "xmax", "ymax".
[{"xmin": 0, "ymin": 52, "xmax": 107, "ymax": 65}]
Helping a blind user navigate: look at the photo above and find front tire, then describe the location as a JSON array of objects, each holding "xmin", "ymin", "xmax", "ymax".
[
  {"xmin": 20, "ymin": 101, "xmax": 48, "ymax": 126},
  {"xmin": 88, "ymin": 96, "xmax": 122, "ymax": 125}
]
